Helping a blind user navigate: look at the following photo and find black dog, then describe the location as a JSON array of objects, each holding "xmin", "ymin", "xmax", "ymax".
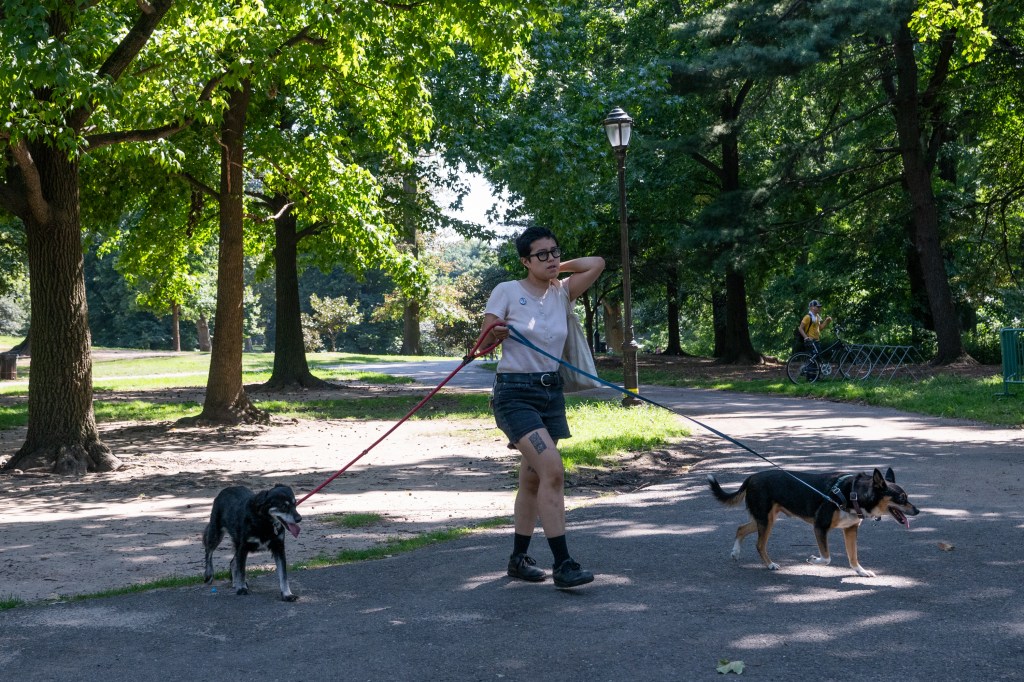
[
  {"xmin": 203, "ymin": 484, "xmax": 302, "ymax": 601},
  {"xmin": 707, "ymin": 467, "xmax": 919, "ymax": 577}
]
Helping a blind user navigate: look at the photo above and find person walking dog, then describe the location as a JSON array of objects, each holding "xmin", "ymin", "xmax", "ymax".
[{"xmin": 479, "ymin": 226, "xmax": 605, "ymax": 589}]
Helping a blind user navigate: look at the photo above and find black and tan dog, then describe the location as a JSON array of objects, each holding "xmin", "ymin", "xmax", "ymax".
[
  {"xmin": 707, "ymin": 467, "xmax": 919, "ymax": 577},
  {"xmin": 203, "ymin": 484, "xmax": 302, "ymax": 601}
]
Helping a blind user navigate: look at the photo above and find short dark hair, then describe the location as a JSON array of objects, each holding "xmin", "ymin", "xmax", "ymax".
[{"xmin": 514, "ymin": 226, "xmax": 558, "ymax": 258}]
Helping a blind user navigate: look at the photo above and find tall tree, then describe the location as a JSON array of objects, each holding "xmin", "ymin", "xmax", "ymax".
[
  {"xmin": 241, "ymin": 1, "xmax": 549, "ymax": 386},
  {"xmin": 0, "ymin": 1, "xmax": 227, "ymax": 472}
]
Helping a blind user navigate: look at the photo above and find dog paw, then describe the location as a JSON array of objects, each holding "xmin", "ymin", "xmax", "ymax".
[
  {"xmin": 730, "ymin": 549, "xmax": 741, "ymax": 561},
  {"xmin": 854, "ymin": 566, "xmax": 875, "ymax": 578},
  {"xmin": 808, "ymin": 555, "xmax": 831, "ymax": 566},
  {"xmin": 281, "ymin": 594, "xmax": 299, "ymax": 602},
  {"xmin": 767, "ymin": 562, "xmax": 780, "ymax": 571}
]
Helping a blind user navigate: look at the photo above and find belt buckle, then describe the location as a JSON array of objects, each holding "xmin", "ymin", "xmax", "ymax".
[{"xmin": 540, "ymin": 373, "xmax": 553, "ymax": 387}]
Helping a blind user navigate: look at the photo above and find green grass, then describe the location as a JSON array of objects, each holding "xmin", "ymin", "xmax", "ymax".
[
  {"xmin": 323, "ymin": 512, "xmax": 386, "ymax": 528},
  {"xmin": 295, "ymin": 517, "xmax": 510, "ymax": 570},
  {"xmin": 612, "ymin": 365, "xmax": 1022, "ymax": 427},
  {"xmin": 0, "ymin": 394, "xmax": 492, "ymax": 429},
  {"xmin": 0, "ymin": 349, "xmax": 440, "ymax": 389},
  {"xmin": 561, "ymin": 400, "xmax": 690, "ymax": 469},
  {"xmin": 0, "ymin": 595, "xmax": 25, "ymax": 611},
  {"xmin": 3, "ymin": 347, "xmax": 1018, "ymax": 427}
]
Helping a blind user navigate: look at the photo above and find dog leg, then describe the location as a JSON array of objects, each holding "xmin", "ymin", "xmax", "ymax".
[
  {"xmin": 843, "ymin": 526, "xmax": 874, "ymax": 577},
  {"xmin": 273, "ymin": 547, "xmax": 297, "ymax": 602},
  {"xmin": 231, "ymin": 549, "xmax": 250, "ymax": 596},
  {"xmin": 732, "ymin": 520, "xmax": 758, "ymax": 560},
  {"xmin": 202, "ymin": 523, "xmax": 222, "ymax": 584},
  {"xmin": 754, "ymin": 520, "xmax": 780, "ymax": 570},
  {"xmin": 808, "ymin": 524, "xmax": 832, "ymax": 566}
]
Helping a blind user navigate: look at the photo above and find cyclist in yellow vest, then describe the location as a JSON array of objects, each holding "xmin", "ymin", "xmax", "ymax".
[{"xmin": 797, "ymin": 299, "xmax": 832, "ymax": 354}]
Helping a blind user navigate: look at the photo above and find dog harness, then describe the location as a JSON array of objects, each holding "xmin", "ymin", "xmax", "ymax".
[{"xmin": 829, "ymin": 474, "xmax": 864, "ymax": 519}]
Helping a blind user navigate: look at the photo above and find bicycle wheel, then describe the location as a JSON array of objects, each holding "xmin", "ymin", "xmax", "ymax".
[
  {"xmin": 786, "ymin": 352, "xmax": 820, "ymax": 384},
  {"xmin": 840, "ymin": 348, "xmax": 872, "ymax": 381}
]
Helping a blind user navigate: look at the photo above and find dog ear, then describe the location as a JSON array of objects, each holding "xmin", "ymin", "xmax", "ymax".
[
  {"xmin": 253, "ymin": 490, "xmax": 270, "ymax": 512},
  {"xmin": 872, "ymin": 469, "xmax": 887, "ymax": 489},
  {"xmin": 884, "ymin": 467, "xmax": 895, "ymax": 483}
]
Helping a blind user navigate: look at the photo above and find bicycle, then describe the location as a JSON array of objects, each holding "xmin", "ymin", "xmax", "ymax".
[{"xmin": 785, "ymin": 324, "xmax": 867, "ymax": 384}]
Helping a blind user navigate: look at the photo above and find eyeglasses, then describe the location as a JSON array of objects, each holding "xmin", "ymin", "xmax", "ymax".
[{"xmin": 527, "ymin": 248, "xmax": 561, "ymax": 262}]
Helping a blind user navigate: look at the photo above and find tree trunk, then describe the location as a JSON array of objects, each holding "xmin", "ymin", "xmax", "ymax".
[
  {"xmin": 9, "ymin": 330, "xmax": 31, "ymax": 356},
  {"xmin": 2, "ymin": 145, "xmax": 119, "ymax": 474},
  {"xmin": 171, "ymin": 301, "xmax": 181, "ymax": 351},
  {"xmin": 663, "ymin": 266, "xmax": 684, "ymax": 355},
  {"xmin": 603, "ymin": 298, "xmax": 624, "ymax": 357},
  {"xmin": 711, "ymin": 287, "xmax": 727, "ymax": 358},
  {"xmin": 191, "ymin": 82, "xmax": 267, "ymax": 424},
  {"xmin": 719, "ymin": 266, "xmax": 760, "ymax": 363},
  {"xmin": 715, "ymin": 89, "xmax": 761, "ymax": 364},
  {"xmin": 402, "ymin": 301, "xmax": 422, "ymax": 355},
  {"xmin": 400, "ymin": 173, "xmax": 422, "ymax": 355},
  {"xmin": 196, "ymin": 316, "xmax": 212, "ymax": 351},
  {"xmin": 891, "ymin": 22, "xmax": 965, "ymax": 364},
  {"xmin": 263, "ymin": 193, "xmax": 332, "ymax": 390},
  {"xmin": 582, "ymin": 294, "xmax": 598, "ymax": 353}
]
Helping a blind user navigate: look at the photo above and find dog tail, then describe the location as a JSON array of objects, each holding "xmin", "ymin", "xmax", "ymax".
[{"xmin": 706, "ymin": 474, "xmax": 747, "ymax": 506}]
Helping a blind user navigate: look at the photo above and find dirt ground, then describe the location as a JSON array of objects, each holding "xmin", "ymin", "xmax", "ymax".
[
  {"xmin": 0, "ymin": 377, "xmax": 701, "ymax": 604},
  {"xmin": 0, "ymin": 354, "xmax": 998, "ymax": 604}
]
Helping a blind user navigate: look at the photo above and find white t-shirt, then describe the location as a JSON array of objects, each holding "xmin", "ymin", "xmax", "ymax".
[{"xmin": 485, "ymin": 279, "xmax": 569, "ymax": 374}]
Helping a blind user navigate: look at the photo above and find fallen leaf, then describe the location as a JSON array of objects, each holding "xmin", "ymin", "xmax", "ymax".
[
  {"xmin": 716, "ymin": 659, "xmax": 745, "ymax": 674},
  {"xmin": 938, "ymin": 541, "xmax": 954, "ymax": 551}
]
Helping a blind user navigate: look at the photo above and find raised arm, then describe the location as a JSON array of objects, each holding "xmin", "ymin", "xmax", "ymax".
[{"xmin": 560, "ymin": 256, "xmax": 606, "ymax": 302}]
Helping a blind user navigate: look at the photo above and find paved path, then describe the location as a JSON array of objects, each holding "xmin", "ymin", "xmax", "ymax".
[
  {"xmin": 3, "ymin": 377, "xmax": 1023, "ymax": 681},
  {"xmin": 343, "ymin": 358, "xmax": 497, "ymax": 390}
]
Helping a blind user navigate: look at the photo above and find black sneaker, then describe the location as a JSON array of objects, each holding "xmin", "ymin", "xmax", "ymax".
[
  {"xmin": 507, "ymin": 553, "xmax": 546, "ymax": 582},
  {"xmin": 552, "ymin": 558, "xmax": 594, "ymax": 589}
]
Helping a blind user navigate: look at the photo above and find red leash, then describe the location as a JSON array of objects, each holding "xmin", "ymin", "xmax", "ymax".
[{"xmin": 296, "ymin": 323, "xmax": 504, "ymax": 506}]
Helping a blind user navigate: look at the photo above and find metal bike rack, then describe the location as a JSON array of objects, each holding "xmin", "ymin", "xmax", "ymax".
[{"xmin": 848, "ymin": 344, "xmax": 926, "ymax": 385}]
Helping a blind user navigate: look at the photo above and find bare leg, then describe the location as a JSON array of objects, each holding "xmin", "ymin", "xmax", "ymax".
[
  {"xmin": 514, "ymin": 458, "xmax": 541, "ymax": 536},
  {"xmin": 513, "ymin": 428, "xmax": 565, "ymax": 538}
]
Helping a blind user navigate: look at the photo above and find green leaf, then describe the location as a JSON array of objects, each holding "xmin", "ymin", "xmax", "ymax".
[{"xmin": 716, "ymin": 659, "xmax": 745, "ymax": 674}]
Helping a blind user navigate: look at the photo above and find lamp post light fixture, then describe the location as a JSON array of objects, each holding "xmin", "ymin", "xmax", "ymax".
[{"xmin": 603, "ymin": 107, "xmax": 641, "ymax": 406}]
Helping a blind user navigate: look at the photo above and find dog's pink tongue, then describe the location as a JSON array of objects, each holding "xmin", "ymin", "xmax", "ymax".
[{"xmin": 287, "ymin": 523, "xmax": 300, "ymax": 538}]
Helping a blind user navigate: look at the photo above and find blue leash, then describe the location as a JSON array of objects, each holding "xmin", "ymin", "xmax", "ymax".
[{"xmin": 505, "ymin": 325, "xmax": 841, "ymax": 508}]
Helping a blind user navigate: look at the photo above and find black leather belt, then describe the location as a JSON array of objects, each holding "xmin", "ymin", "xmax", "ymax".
[{"xmin": 494, "ymin": 372, "xmax": 562, "ymax": 387}]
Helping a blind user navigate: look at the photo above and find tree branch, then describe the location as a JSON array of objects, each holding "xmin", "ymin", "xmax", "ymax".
[
  {"xmin": 296, "ymin": 221, "xmax": 329, "ymax": 241},
  {"xmin": 689, "ymin": 151, "xmax": 724, "ymax": 185},
  {"xmin": 85, "ymin": 122, "xmax": 188, "ymax": 149},
  {"xmin": 179, "ymin": 171, "xmax": 217, "ymax": 198},
  {"xmin": 67, "ymin": 0, "xmax": 174, "ymax": 131},
  {"xmin": 9, "ymin": 139, "xmax": 50, "ymax": 224}
]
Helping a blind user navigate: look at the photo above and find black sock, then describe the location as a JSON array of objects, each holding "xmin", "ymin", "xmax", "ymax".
[
  {"xmin": 547, "ymin": 535, "xmax": 570, "ymax": 567},
  {"xmin": 512, "ymin": 533, "xmax": 532, "ymax": 557}
]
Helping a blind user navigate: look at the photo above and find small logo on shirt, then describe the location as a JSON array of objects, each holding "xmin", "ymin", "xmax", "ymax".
[{"xmin": 519, "ymin": 297, "xmax": 527, "ymax": 305}]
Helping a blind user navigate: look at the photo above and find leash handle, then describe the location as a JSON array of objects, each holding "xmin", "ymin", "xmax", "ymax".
[{"xmin": 464, "ymin": 321, "xmax": 504, "ymax": 361}]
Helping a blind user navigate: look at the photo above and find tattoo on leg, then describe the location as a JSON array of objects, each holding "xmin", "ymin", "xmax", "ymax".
[{"xmin": 528, "ymin": 432, "xmax": 547, "ymax": 453}]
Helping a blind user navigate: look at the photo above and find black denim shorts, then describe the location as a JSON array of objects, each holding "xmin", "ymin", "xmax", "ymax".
[{"xmin": 491, "ymin": 373, "xmax": 571, "ymax": 446}]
